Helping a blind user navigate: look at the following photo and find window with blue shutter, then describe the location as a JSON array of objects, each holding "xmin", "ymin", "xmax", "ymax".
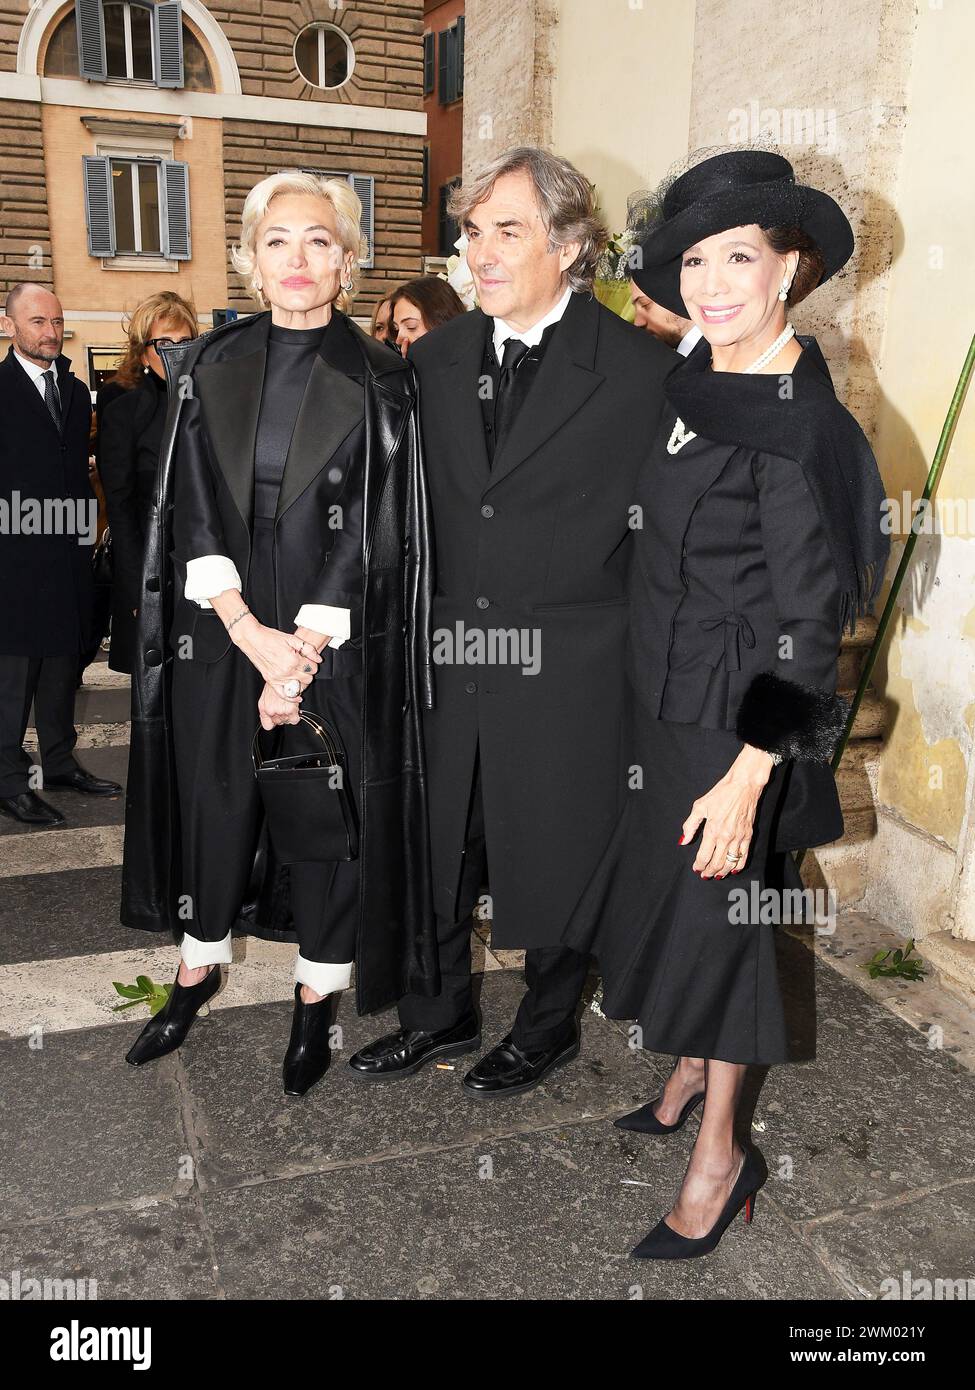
[
  {"xmin": 423, "ymin": 31, "xmax": 436, "ymax": 95},
  {"xmin": 161, "ymin": 161, "xmax": 191, "ymax": 258},
  {"xmin": 75, "ymin": 0, "xmax": 107, "ymax": 81},
  {"xmin": 438, "ymin": 24, "xmax": 454, "ymax": 104},
  {"xmin": 456, "ymin": 16, "xmax": 465, "ymax": 97},
  {"xmin": 82, "ymin": 154, "xmax": 191, "ymax": 260},
  {"xmin": 351, "ymin": 174, "xmax": 375, "ymax": 269},
  {"xmin": 439, "ymin": 23, "xmax": 463, "ymax": 104},
  {"xmin": 153, "ymin": 1, "xmax": 184, "ymax": 88},
  {"xmin": 82, "ymin": 155, "xmax": 115, "ymax": 256},
  {"xmin": 75, "ymin": 0, "xmax": 185, "ymax": 87}
]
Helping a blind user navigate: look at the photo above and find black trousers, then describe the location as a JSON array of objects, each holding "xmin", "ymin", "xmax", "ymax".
[
  {"xmin": 171, "ymin": 645, "xmax": 359, "ymax": 966},
  {"xmin": 0, "ymin": 653, "xmax": 81, "ymax": 798},
  {"xmin": 398, "ymin": 746, "xmax": 590, "ymax": 1050}
]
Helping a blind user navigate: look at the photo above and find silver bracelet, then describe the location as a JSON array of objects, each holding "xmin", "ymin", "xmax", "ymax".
[
  {"xmin": 768, "ymin": 750, "xmax": 784, "ymax": 766},
  {"xmin": 226, "ymin": 606, "xmax": 251, "ymax": 634}
]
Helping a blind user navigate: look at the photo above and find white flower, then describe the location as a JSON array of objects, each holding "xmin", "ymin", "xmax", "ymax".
[{"xmin": 444, "ymin": 232, "xmax": 478, "ymax": 310}]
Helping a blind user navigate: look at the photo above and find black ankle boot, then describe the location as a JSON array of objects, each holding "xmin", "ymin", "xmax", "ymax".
[
  {"xmin": 283, "ymin": 985, "xmax": 339, "ymax": 1097},
  {"xmin": 124, "ymin": 965, "xmax": 222, "ymax": 1067}
]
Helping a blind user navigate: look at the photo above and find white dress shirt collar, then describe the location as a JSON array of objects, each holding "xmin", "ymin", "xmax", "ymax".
[
  {"xmin": 676, "ymin": 324, "xmax": 703, "ymax": 357},
  {"xmin": 13, "ymin": 348, "xmax": 59, "ymax": 400},
  {"xmin": 13, "ymin": 347, "xmax": 54, "ymax": 380},
  {"xmin": 491, "ymin": 283, "xmax": 574, "ymax": 362}
]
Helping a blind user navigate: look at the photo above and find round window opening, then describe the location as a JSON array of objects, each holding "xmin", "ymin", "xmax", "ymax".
[{"xmin": 294, "ymin": 23, "xmax": 354, "ymax": 90}]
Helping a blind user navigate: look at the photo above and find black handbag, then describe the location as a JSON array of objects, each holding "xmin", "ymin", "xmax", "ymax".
[{"xmin": 251, "ymin": 711, "xmax": 359, "ymax": 865}]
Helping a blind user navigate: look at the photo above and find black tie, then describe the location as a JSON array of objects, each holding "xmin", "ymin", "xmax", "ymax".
[
  {"xmin": 43, "ymin": 368, "xmax": 62, "ymax": 428},
  {"xmin": 491, "ymin": 337, "xmax": 530, "ymax": 460}
]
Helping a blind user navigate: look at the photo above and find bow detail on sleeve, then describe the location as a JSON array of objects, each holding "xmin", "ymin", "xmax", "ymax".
[{"xmin": 697, "ymin": 612, "xmax": 756, "ymax": 672}]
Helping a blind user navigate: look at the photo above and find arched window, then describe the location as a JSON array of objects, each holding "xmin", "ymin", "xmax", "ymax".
[
  {"xmin": 61, "ymin": 0, "xmax": 214, "ymax": 89},
  {"xmin": 45, "ymin": 3, "xmax": 213, "ymax": 89}
]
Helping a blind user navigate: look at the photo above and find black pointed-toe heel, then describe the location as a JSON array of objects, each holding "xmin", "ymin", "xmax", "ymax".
[
  {"xmin": 283, "ymin": 985, "xmax": 339, "ymax": 1097},
  {"xmin": 631, "ymin": 1143, "xmax": 768, "ymax": 1261},
  {"xmin": 124, "ymin": 964, "xmax": 222, "ymax": 1067},
  {"xmin": 614, "ymin": 1089, "xmax": 705, "ymax": 1135}
]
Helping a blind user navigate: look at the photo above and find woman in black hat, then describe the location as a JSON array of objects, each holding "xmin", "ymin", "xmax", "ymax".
[{"xmin": 565, "ymin": 150, "xmax": 888, "ymax": 1259}]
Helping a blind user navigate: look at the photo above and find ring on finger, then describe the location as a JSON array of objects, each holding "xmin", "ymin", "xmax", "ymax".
[{"xmin": 282, "ymin": 679, "xmax": 300, "ymax": 699}]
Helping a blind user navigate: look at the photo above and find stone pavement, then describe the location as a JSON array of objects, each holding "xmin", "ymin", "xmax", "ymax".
[{"xmin": 1, "ymin": 660, "xmax": 974, "ymax": 1301}]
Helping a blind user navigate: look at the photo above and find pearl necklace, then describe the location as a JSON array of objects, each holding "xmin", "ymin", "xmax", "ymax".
[
  {"xmin": 666, "ymin": 323, "xmax": 797, "ymax": 455},
  {"xmin": 741, "ymin": 322, "xmax": 796, "ymax": 375}
]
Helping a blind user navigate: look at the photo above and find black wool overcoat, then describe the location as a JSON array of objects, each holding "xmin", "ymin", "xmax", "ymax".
[
  {"xmin": 409, "ymin": 289, "xmax": 676, "ymax": 949},
  {"xmin": 0, "ymin": 346, "xmax": 95, "ymax": 657}
]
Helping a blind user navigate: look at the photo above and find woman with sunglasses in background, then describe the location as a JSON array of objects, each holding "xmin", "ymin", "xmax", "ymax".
[{"xmin": 98, "ymin": 292, "xmax": 198, "ymax": 674}]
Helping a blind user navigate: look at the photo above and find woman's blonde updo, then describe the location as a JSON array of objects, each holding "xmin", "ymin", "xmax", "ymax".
[{"xmin": 231, "ymin": 170, "xmax": 366, "ymax": 313}]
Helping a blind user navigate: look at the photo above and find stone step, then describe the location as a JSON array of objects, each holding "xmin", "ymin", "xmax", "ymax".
[
  {"xmin": 837, "ymin": 616, "xmax": 879, "ymax": 686},
  {"xmin": 835, "ymin": 738, "xmax": 881, "ymax": 813},
  {"xmin": 920, "ymin": 930, "xmax": 975, "ymax": 1007},
  {"xmin": 841, "ymin": 615, "xmax": 879, "ymax": 649},
  {"xmin": 839, "ymin": 688, "xmax": 887, "ymax": 740}
]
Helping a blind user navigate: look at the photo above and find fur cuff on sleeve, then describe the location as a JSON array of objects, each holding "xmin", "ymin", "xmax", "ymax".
[{"xmin": 735, "ymin": 671, "xmax": 849, "ymax": 763}]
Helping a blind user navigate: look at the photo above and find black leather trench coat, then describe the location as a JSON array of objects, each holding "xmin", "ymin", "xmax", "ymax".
[{"xmin": 119, "ymin": 310, "xmax": 438, "ymax": 1014}]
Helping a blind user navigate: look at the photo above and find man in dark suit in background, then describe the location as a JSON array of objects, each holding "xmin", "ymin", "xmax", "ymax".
[
  {"xmin": 349, "ymin": 147, "xmax": 676, "ymax": 1096},
  {"xmin": 0, "ymin": 282, "xmax": 121, "ymax": 826}
]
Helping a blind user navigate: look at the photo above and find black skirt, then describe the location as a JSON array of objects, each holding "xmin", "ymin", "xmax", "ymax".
[{"xmin": 564, "ymin": 716, "xmax": 792, "ymax": 1066}]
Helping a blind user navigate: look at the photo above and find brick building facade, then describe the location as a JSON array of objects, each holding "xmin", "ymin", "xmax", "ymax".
[{"xmin": 0, "ymin": 0, "xmax": 426, "ymax": 382}]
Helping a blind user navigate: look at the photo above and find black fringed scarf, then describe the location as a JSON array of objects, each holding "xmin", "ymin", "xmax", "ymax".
[{"xmin": 665, "ymin": 335, "xmax": 889, "ymax": 633}]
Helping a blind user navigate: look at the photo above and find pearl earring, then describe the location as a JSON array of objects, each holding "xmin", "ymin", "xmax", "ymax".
[{"xmin": 778, "ymin": 279, "xmax": 792, "ymax": 302}]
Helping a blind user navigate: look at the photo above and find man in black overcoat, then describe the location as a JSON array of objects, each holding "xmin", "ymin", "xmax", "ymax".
[
  {"xmin": 0, "ymin": 283, "xmax": 120, "ymax": 827},
  {"xmin": 349, "ymin": 148, "xmax": 676, "ymax": 1096}
]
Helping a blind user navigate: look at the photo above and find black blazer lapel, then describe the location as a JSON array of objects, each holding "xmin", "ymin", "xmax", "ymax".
[
  {"xmin": 194, "ymin": 346, "xmax": 266, "ymax": 528},
  {"xmin": 487, "ymin": 291, "xmax": 605, "ymax": 491},
  {"xmin": 55, "ymin": 357, "xmax": 79, "ymax": 439}
]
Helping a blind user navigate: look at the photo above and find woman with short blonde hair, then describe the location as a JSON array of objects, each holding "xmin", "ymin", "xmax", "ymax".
[
  {"xmin": 123, "ymin": 168, "xmax": 436, "ymax": 1097},
  {"xmin": 232, "ymin": 170, "xmax": 366, "ymax": 313}
]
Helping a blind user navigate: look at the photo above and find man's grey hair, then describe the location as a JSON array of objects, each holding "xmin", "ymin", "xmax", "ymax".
[{"xmin": 448, "ymin": 146, "xmax": 608, "ymax": 292}]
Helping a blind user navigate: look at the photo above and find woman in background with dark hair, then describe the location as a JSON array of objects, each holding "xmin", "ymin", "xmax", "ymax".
[
  {"xmin": 565, "ymin": 150, "xmax": 889, "ymax": 1261},
  {"xmin": 98, "ymin": 292, "xmax": 198, "ymax": 673},
  {"xmin": 390, "ymin": 275, "xmax": 466, "ymax": 356}
]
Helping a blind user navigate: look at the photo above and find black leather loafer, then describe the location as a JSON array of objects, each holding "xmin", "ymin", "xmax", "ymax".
[
  {"xmin": 44, "ymin": 767, "xmax": 122, "ymax": 796},
  {"xmin": 461, "ymin": 1030, "xmax": 580, "ymax": 1099},
  {"xmin": 348, "ymin": 1013, "xmax": 481, "ymax": 1079},
  {"xmin": 0, "ymin": 791, "xmax": 66, "ymax": 826}
]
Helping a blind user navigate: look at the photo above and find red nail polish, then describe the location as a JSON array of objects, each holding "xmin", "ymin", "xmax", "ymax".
[{"xmin": 678, "ymin": 835, "xmax": 685, "ymax": 845}]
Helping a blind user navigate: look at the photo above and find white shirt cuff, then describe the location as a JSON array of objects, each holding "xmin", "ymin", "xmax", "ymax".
[
  {"xmin": 184, "ymin": 555, "xmax": 243, "ymax": 609},
  {"xmin": 295, "ymin": 954, "xmax": 353, "ymax": 994},
  {"xmin": 180, "ymin": 931, "xmax": 233, "ymax": 968},
  {"xmin": 295, "ymin": 604, "xmax": 351, "ymax": 650}
]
